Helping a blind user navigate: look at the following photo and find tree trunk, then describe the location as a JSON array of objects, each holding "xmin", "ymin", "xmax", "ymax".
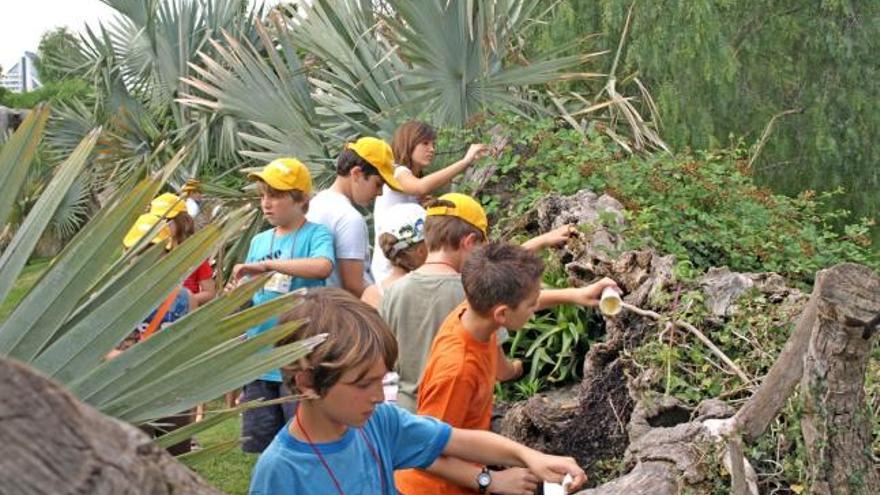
[
  {"xmin": 0, "ymin": 357, "xmax": 221, "ymax": 495},
  {"xmin": 800, "ymin": 263, "xmax": 880, "ymax": 494}
]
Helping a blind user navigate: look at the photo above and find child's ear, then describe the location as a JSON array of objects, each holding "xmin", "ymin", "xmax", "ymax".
[
  {"xmin": 492, "ymin": 304, "xmax": 509, "ymax": 326},
  {"xmin": 460, "ymin": 232, "xmax": 480, "ymax": 251},
  {"xmin": 293, "ymin": 370, "xmax": 320, "ymax": 399}
]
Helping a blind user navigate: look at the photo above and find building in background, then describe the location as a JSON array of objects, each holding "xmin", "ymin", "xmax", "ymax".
[{"xmin": 1, "ymin": 52, "xmax": 41, "ymax": 93}]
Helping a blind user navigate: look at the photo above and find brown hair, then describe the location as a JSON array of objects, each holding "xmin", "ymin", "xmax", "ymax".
[
  {"xmin": 379, "ymin": 232, "xmax": 424, "ymax": 272},
  {"xmin": 392, "ymin": 121, "xmax": 437, "ymax": 171},
  {"xmin": 276, "ymin": 288, "xmax": 398, "ymax": 396},
  {"xmin": 423, "ymin": 198, "xmax": 486, "ymax": 252},
  {"xmin": 256, "ymin": 180, "xmax": 310, "ymax": 213},
  {"xmin": 170, "ymin": 212, "xmax": 195, "ymax": 246},
  {"xmin": 336, "ymin": 148, "xmax": 381, "ymax": 178},
  {"xmin": 461, "ymin": 242, "xmax": 545, "ymax": 314}
]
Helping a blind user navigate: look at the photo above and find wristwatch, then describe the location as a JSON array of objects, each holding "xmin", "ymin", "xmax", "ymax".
[{"xmin": 476, "ymin": 466, "xmax": 492, "ymax": 493}]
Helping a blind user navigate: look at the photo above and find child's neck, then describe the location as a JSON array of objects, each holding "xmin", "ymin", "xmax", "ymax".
[
  {"xmin": 418, "ymin": 250, "xmax": 462, "ymax": 274},
  {"xmin": 275, "ymin": 215, "xmax": 306, "ymax": 236},
  {"xmin": 290, "ymin": 401, "xmax": 348, "ymax": 443},
  {"xmin": 383, "ymin": 266, "xmax": 408, "ymax": 287},
  {"xmin": 329, "ymin": 177, "xmax": 354, "ymax": 202},
  {"xmin": 460, "ymin": 304, "xmax": 499, "ymax": 343}
]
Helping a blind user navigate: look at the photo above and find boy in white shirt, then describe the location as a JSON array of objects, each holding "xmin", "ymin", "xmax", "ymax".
[{"xmin": 308, "ymin": 137, "xmax": 402, "ymax": 297}]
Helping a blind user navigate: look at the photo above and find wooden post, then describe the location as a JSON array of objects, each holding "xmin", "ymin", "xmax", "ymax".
[{"xmin": 800, "ymin": 263, "xmax": 880, "ymax": 494}]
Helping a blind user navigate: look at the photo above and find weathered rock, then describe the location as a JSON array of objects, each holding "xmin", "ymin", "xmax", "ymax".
[{"xmin": 0, "ymin": 357, "xmax": 221, "ymax": 495}]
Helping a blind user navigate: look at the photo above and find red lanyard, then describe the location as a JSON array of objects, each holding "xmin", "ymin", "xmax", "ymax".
[{"xmin": 294, "ymin": 408, "xmax": 387, "ymax": 495}]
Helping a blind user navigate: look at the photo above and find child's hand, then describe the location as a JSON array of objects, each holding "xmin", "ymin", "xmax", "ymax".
[
  {"xmin": 540, "ymin": 224, "xmax": 578, "ymax": 248},
  {"xmin": 521, "ymin": 225, "xmax": 576, "ymax": 252},
  {"xmin": 463, "ymin": 143, "xmax": 490, "ymax": 165},
  {"xmin": 572, "ymin": 277, "xmax": 620, "ymax": 307},
  {"xmin": 489, "ymin": 467, "xmax": 540, "ymax": 495},
  {"xmin": 522, "ymin": 452, "xmax": 587, "ymax": 492},
  {"xmin": 232, "ymin": 262, "xmax": 267, "ymax": 280}
]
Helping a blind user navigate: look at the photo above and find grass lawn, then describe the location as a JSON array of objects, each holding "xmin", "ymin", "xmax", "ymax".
[
  {"xmin": 0, "ymin": 258, "xmax": 50, "ymax": 321},
  {"xmin": 191, "ymin": 401, "xmax": 258, "ymax": 494}
]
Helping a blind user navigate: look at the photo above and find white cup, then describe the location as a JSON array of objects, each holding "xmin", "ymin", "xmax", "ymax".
[
  {"xmin": 599, "ymin": 287, "xmax": 622, "ymax": 316},
  {"xmin": 543, "ymin": 473, "xmax": 573, "ymax": 495}
]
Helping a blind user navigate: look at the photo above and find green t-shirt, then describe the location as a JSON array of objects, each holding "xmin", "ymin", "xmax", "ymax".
[{"xmin": 379, "ymin": 272, "xmax": 465, "ymax": 412}]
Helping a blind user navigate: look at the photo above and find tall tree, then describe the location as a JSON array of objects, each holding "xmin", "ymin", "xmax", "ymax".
[
  {"xmin": 34, "ymin": 27, "xmax": 83, "ymax": 84},
  {"xmin": 535, "ymin": 1, "xmax": 879, "ymax": 235}
]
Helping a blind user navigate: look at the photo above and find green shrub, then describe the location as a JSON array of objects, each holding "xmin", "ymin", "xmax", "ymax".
[{"xmin": 0, "ymin": 79, "xmax": 91, "ymax": 109}]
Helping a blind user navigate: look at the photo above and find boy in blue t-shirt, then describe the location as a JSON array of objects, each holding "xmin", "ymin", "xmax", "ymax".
[
  {"xmin": 249, "ymin": 288, "xmax": 587, "ymax": 495},
  {"xmin": 228, "ymin": 158, "xmax": 336, "ymax": 453}
]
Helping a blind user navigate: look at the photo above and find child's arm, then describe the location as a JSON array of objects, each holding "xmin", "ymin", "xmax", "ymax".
[
  {"xmin": 441, "ymin": 427, "xmax": 587, "ymax": 490},
  {"xmin": 396, "ymin": 144, "xmax": 488, "ymax": 196},
  {"xmin": 496, "ymin": 347, "xmax": 523, "ymax": 382},
  {"xmin": 360, "ymin": 284, "xmax": 381, "ymax": 308},
  {"xmin": 424, "ymin": 456, "xmax": 540, "ymax": 495},
  {"xmin": 537, "ymin": 277, "xmax": 619, "ymax": 311},
  {"xmin": 521, "ymin": 225, "xmax": 576, "ymax": 253}
]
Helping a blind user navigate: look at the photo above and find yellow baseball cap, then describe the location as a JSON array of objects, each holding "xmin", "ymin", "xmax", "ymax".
[
  {"xmin": 426, "ymin": 192, "xmax": 488, "ymax": 237},
  {"xmin": 248, "ymin": 158, "xmax": 313, "ymax": 194},
  {"xmin": 346, "ymin": 137, "xmax": 402, "ymax": 192},
  {"xmin": 149, "ymin": 193, "xmax": 187, "ymax": 219},
  {"xmin": 123, "ymin": 213, "xmax": 172, "ymax": 249}
]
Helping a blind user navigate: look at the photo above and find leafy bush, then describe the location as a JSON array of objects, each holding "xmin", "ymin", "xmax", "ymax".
[
  {"xmin": 0, "ymin": 79, "xmax": 91, "ymax": 109},
  {"xmin": 438, "ymin": 114, "xmax": 878, "ymax": 490},
  {"xmin": 442, "ymin": 114, "xmax": 877, "ymax": 286}
]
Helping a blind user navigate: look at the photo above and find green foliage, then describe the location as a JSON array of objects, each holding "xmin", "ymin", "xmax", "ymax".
[
  {"xmin": 496, "ymin": 259, "xmax": 605, "ymax": 402},
  {"xmin": 35, "ymin": 27, "xmax": 84, "ymax": 84},
  {"xmin": 446, "ymin": 114, "xmax": 877, "ymax": 286},
  {"xmin": 191, "ymin": 401, "xmax": 257, "ymax": 494},
  {"xmin": 532, "ymin": 0, "xmax": 880, "ymax": 244},
  {"xmin": 0, "ymin": 108, "xmax": 321, "ymax": 441},
  {"xmin": 443, "ymin": 114, "xmax": 876, "ymax": 490},
  {"xmin": 0, "ymin": 79, "xmax": 92, "ymax": 109}
]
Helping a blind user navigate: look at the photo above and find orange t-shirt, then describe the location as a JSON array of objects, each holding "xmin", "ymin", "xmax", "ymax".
[{"xmin": 395, "ymin": 302, "xmax": 498, "ymax": 495}]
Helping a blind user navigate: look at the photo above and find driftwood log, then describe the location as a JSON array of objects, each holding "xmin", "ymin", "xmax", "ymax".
[
  {"xmin": 499, "ymin": 191, "xmax": 879, "ymax": 494},
  {"xmin": 0, "ymin": 357, "xmax": 220, "ymax": 495}
]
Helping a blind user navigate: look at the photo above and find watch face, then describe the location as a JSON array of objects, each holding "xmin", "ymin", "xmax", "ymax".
[{"xmin": 477, "ymin": 472, "xmax": 491, "ymax": 487}]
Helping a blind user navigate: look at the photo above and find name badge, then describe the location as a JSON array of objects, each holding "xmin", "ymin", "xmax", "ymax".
[{"xmin": 264, "ymin": 272, "xmax": 293, "ymax": 293}]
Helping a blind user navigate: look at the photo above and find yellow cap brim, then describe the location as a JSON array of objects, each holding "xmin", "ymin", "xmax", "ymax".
[
  {"xmin": 248, "ymin": 171, "xmax": 291, "ymax": 192},
  {"xmin": 378, "ymin": 168, "xmax": 403, "ymax": 192}
]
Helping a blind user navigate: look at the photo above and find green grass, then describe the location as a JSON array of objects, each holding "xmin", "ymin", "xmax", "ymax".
[
  {"xmin": 191, "ymin": 401, "xmax": 258, "ymax": 495},
  {"xmin": 0, "ymin": 259, "xmax": 51, "ymax": 322}
]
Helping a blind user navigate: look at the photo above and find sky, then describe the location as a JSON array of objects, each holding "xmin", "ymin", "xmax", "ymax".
[
  {"xmin": 0, "ymin": 0, "xmax": 287, "ymax": 72},
  {"xmin": 0, "ymin": 1, "xmax": 118, "ymax": 71}
]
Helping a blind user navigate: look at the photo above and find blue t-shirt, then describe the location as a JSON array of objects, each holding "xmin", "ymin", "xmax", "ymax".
[
  {"xmin": 249, "ymin": 403, "xmax": 452, "ymax": 495},
  {"xmin": 244, "ymin": 222, "xmax": 335, "ymax": 381}
]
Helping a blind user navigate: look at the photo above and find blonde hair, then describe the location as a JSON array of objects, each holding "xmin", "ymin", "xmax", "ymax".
[{"xmin": 277, "ymin": 288, "xmax": 398, "ymax": 396}]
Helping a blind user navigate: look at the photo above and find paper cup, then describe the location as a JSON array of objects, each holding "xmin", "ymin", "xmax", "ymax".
[
  {"xmin": 599, "ymin": 287, "xmax": 622, "ymax": 316},
  {"xmin": 543, "ymin": 473, "xmax": 573, "ymax": 495}
]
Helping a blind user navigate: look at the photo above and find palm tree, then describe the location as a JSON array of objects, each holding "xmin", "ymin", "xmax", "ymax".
[
  {"xmin": 0, "ymin": 106, "xmax": 321, "ymax": 451},
  {"xmin": 178, "ymin": 0, "xmax": 609, "ymax": 183}
]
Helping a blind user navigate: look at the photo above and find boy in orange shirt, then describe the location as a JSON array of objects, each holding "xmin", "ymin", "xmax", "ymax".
[{"xmin": 395, "ymin": 242, "xmax": 619, "ymax": 495}]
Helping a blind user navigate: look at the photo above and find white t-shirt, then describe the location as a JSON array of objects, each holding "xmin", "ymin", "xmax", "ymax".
[
  {"xmin": 371, "ymin": 166, "xmax": 418, "ymax": 284},
  {"xmin": 307, "ymin": 189, "xmax": 374, "ymax": 288}
]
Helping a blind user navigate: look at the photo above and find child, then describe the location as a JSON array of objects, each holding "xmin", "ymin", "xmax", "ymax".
[
  {"xmin": 118, "ymin": 210, "xmax": 195, "ymax": 455},
  {"xmin": 149, "ymin": 192, "xmax": 216, "ymax": 308},
  {"xmin": 361, "ymin": 202, "xmax": 427, "ymax": 308},
  {"xmin": 307, "ymin": 137, "xmax": 402, "ymax": 297},
  {"xmin": 379, "ymin": 192, "xmax": 575, "ymax": 411},
  {"xmin": 231, "ymin": 157, "xmax": 336, "ymax": 453},
  {"xmin": 395, "ymin": 242, "xmax": 619, "ymax": 494},
  {"xmin": 248, "ymin": 288, "xmax": 587, "ymax": 495},
  {"xmin": 371, "ymin": 121, "xmax": 488, "ymax": 284}
]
